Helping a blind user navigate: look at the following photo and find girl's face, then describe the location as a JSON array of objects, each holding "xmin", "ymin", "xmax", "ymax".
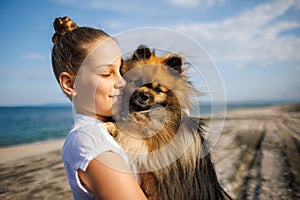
[{"xmin": 72, "ymin": 38, "xmax": 126, "ymax": 121}]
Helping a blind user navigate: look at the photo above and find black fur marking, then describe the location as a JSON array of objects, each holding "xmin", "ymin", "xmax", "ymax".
[
  {"xmin": 132, "ymin": 45, "xmax": 152, "ymax": 61},
  {"xmin": 163, "ymin": 56, "xmax": 183, "ymax": 74}
]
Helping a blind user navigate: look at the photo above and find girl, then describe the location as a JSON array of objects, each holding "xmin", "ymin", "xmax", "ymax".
[{"xmin": 51, "ymin": 16, "xmax": 147, "ymax": 200}]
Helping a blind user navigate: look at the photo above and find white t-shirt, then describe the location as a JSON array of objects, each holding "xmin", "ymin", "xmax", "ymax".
[{"xmin": 62, "ymin": 114, "xmax": 138, "ymax": 200}]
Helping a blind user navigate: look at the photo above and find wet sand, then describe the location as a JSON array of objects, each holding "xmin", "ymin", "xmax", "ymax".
[{"xmin": 0, "ymin": 104, "xmax": 299, "ymax": 199}]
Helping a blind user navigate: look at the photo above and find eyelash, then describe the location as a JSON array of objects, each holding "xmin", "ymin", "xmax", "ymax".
[
  {"xmin": 98, "ymin": 64, "xmax": 121, "ymax": 78},
  {"xmin": 100, "ymin": 74, "xmax": 111, "ymax": 78},
  {"xmin": 99, "ymin": 73, "xmax": 112, "ymax": 77}
]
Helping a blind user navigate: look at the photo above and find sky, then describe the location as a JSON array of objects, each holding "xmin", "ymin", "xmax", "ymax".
[{"xmin": 0, "ymin": 0, "xmax": 299, "ymax": 106}]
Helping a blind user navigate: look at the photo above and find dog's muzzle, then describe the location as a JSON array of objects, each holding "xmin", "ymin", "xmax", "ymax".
[{"xmin": 130, "ymin": 91, "xmax": 154, "ymax": 111}]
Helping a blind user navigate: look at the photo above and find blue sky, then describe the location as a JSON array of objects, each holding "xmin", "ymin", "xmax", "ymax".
[{"xmin": 0, "ymin": 0, "xmax": 299, "ymax": 106}]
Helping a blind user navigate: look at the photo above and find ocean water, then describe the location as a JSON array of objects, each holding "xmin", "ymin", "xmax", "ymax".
[
  {"xmin": 0, "ymin": 106, "xmax": 73, "ymax": 147},
  {"xmin": 0, "ymin": 102, "xmax": 285, "ymax": 147}
]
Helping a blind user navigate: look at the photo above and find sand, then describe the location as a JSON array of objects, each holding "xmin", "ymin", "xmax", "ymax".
[
  {"xmin": 0, "ymin": 104, "xmax": 299, "ymax": 199},
  {"xmin": 0, "ymin": 140, "xmax": 65, "ymax": 164},
  {"xmin": 212, "ymin": 104, "xmax": 300, "ymax": 199},
  {"xmin": 0, "ymin": 140, "xmax": 72, "ymax": 199}
]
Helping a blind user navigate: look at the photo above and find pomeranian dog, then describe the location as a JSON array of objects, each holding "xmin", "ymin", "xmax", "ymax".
[{"xmin": 105, "ymin": 45, "xmax": 231, "ymax": 200}]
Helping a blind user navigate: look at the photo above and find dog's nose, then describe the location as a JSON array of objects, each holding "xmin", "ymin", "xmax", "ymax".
[
  {"xmin": 139, "ymin": 92, "xmax": 150, "ymax": 104},
  {"xmin": 130, "ymin": 91, "xmax": 153, "ymax": 111}
]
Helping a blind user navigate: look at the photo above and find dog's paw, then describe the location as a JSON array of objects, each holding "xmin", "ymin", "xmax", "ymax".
[{"xmin": 104, "ymin": 122, "xmax": 118, "ymax": 137}]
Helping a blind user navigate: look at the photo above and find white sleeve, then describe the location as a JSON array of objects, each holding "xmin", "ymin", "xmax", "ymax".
[
  {"xmin": 62, "ymin": 123, "xmax": 130, "ymax": 198},
  {"xmin": 64, "ymin": 124, "xmax": 129, "ymax": 172}
]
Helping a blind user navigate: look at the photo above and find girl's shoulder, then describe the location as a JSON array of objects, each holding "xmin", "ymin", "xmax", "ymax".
[
  {"xmin": 64, "ymin": 118, "xmax": 106, "ymax": 147},
  {"xmin": 63, "ymin": 122, "xmax": 109, "ymax": 156},
  {"xmin": 62, "ymin": 114, "xmax": 125, "ymax": 166}
]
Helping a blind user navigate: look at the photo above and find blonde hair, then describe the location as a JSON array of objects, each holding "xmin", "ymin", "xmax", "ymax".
[{"xmin": 51, "ymin": 16, "xmax": 110, "ymax": 84}]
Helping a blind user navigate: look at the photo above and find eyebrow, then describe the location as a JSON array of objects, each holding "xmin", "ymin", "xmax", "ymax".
[
  {"xmin": 92, "ymin": 58, "xmax": 123, "ymax": 71},
  {"xmin": 93, "ymin": 64, "xmax": 112, "ymax": 70}
]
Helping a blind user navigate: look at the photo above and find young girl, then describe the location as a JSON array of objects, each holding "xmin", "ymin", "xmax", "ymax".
[{"xmin": 51, "ymin": 16, "xmax": 147, "ymax": 200}]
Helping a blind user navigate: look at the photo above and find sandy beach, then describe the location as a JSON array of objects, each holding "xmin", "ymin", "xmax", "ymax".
[
  {"xmin": 0, "ymin": 140, "xmax": 72, "ymax": 199},
  {"xmin": 212, "ymin": 103, "xmax": 300, "ymax": 199},
  {"xmin": 0, "ymin": 104, "xmax": 299, "ymax": 199}
]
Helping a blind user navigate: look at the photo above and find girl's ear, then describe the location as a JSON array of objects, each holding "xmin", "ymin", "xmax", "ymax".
[{"xmin": 59, "ymin": 72, "xmax": 75, "ymax": 97}]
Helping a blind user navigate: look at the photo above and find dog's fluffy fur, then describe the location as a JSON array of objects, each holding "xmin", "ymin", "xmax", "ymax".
[{"xmin": 106, "ymin": 45, "xmax": 231, "ymax": 200}]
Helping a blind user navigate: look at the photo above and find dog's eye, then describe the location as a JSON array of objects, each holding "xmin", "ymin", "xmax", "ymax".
[{"xmin": 154, "ymin": 87, "xmax": 163, "ymax": 94}]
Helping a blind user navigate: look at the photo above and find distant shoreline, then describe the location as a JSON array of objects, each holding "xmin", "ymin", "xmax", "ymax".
[
  {"xmin": 0, "ymin": 102, "xmax": 299, "ymax": 148},
  {"xmin": 0, "ymin": 103, "xmax": 299, "ymax": 163},
  {"xmin": 0, "ymin": 100, "xmax": 298, "ymax": 108}
]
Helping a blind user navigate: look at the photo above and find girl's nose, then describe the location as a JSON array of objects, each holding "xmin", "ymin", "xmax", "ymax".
[{"xmin": 115, "ymin": 76, "xmax": 126, "ymax": 89}]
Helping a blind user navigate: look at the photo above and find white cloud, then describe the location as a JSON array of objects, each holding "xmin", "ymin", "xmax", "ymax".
[
  {"xmin": 52, "ymin": 0, "xmax": 300, "ymax": 69},
  {"xmin": 175, "ymin": 0, "xmax": 300, "ymax": 68}
]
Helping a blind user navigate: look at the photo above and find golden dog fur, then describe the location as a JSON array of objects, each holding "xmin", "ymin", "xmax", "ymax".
[{"xmin": 105, "ymin": 45, "xmax": 231, "ymax": 200}]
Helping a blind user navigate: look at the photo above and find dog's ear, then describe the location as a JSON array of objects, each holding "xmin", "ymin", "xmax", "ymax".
[
  {"xmin": 164, "ymin": 55, "xmax": 183, "ymax": 74},
  {"xmin": 132, "ymin": 45, "xmax": 152, "ymax": 61}
]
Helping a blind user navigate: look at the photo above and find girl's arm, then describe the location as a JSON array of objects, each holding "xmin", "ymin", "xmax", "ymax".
[{"xmin": 78, "ymin": 151, "xmax": 147, "ymax": 200}]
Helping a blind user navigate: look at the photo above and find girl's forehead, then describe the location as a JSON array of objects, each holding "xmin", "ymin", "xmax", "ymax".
[{"xmin": 81, "ymin": 38, "xmax": 122, "ymax": 69}]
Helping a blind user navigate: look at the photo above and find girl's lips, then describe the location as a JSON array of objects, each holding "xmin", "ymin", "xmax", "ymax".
[{"xmin": 110, "ymin": 95, "xmax": 122, "ymax": 100}]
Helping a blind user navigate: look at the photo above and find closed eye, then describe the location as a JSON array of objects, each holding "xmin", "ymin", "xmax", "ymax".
[{"xmin": 99, "ymin": 73, "xmax": 112, "ymax": 77}]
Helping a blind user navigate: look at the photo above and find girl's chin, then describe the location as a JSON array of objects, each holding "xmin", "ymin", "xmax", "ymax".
[{"xmin": 111, "ymin": 103, "xmax": 122, "ymax": 115}]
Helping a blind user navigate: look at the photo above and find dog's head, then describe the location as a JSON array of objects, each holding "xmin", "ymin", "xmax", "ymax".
[{"xmin": 121, "ymin": 45, "xmax": 194, "ymax": 113}]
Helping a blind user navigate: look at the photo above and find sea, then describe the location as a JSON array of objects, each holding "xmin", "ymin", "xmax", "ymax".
[
  {"xmin": 0, "ymin": 106, "xmax": 73, "ymax": 147},
  {"xmin": 0, "ymin": 101, "xmax": 295, "ymax": 147}
]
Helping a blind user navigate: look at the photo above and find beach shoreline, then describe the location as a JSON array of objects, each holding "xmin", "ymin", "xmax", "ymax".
[{"xmin": 0, "ymin": 139, "xmax": 65, "ymax": 164}]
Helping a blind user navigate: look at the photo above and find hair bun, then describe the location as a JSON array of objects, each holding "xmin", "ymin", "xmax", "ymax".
[{"xmin": 52, "ymin": 16, "xmax": 78, "ymax": 43}]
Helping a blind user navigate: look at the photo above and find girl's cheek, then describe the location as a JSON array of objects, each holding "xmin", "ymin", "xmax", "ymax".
[{"xmin": 96, "ymin": 80, "xmax": 110, "ymax": 93}]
